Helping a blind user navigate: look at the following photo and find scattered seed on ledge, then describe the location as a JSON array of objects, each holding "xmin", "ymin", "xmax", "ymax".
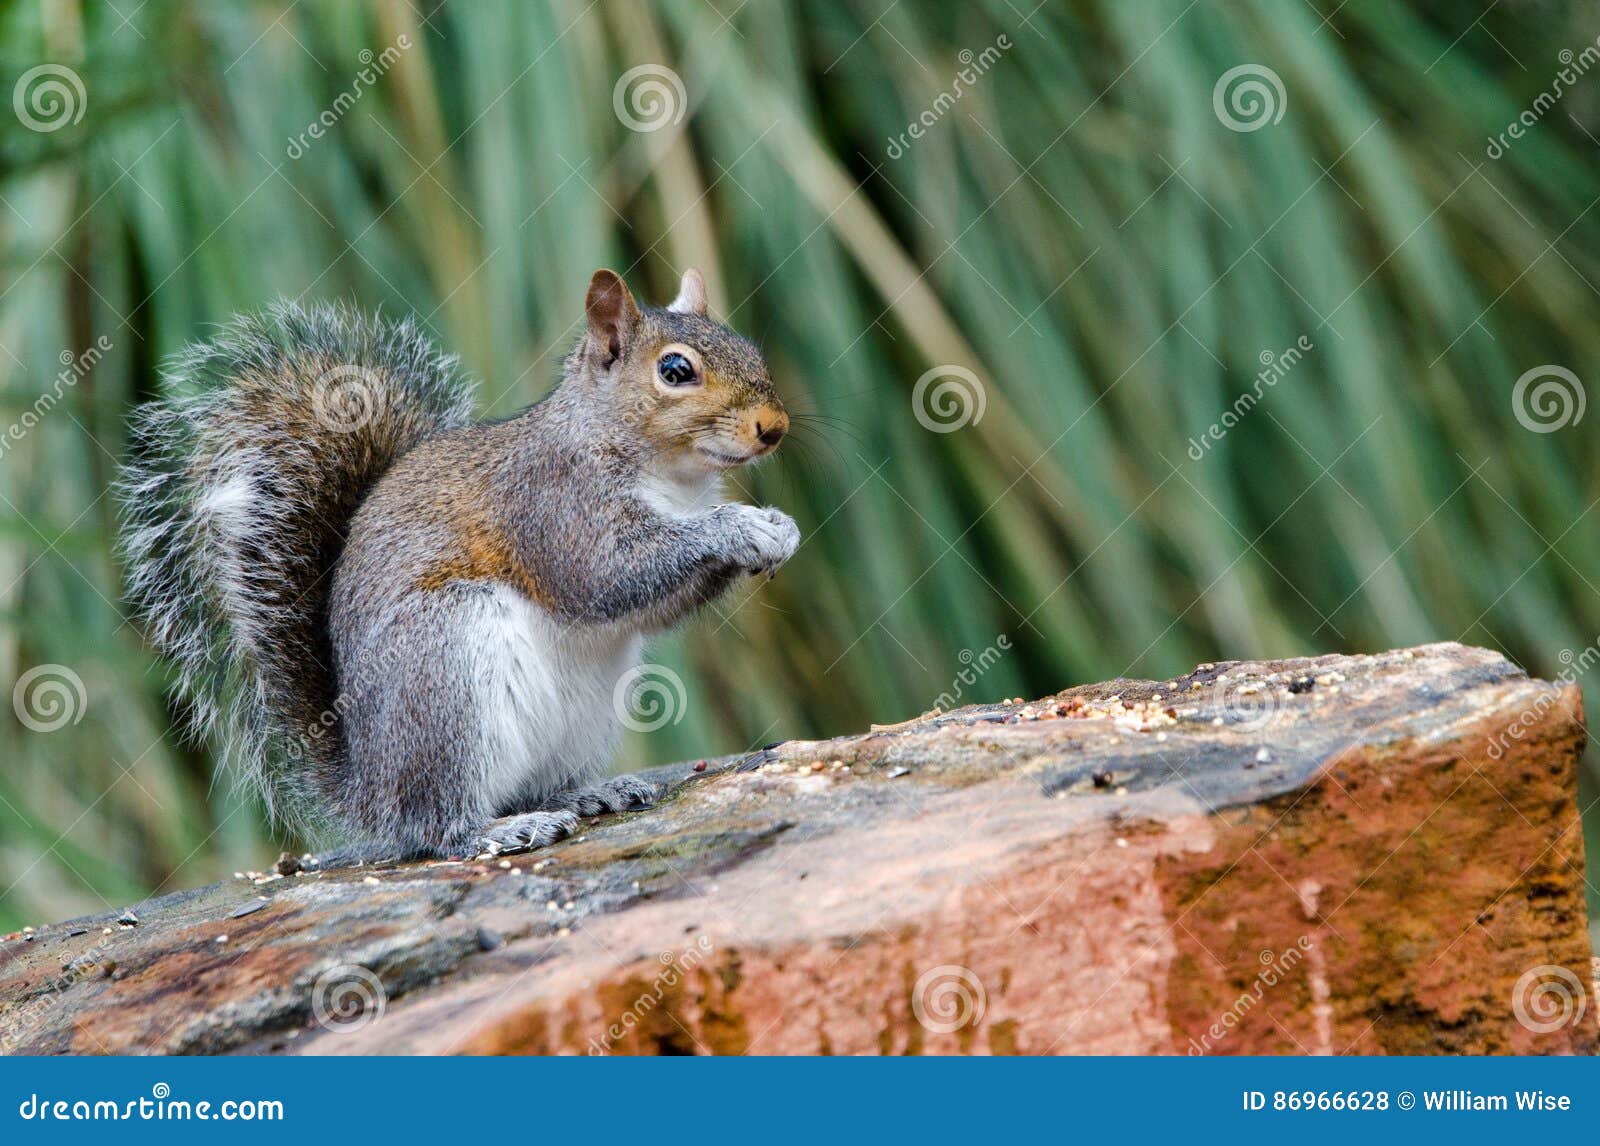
[{"xmin": 229, "ymin": 898, "xmax": 268, "ymax": 919}]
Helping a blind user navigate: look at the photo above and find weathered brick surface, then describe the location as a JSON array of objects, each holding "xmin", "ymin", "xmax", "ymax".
[{"xmin": 0, "ymin": 643, "xmax": 1589, "ymax": 1055}]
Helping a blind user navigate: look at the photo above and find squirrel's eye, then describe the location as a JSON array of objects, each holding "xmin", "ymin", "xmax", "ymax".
[{"xmin": 657, "ymin": 351, "xmax": 699, "ymax": 387}]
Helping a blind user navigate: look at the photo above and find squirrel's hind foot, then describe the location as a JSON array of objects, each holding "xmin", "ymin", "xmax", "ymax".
[
  {"xmin": 538, "ymin": 773, "xmax": 661, "ymax": 817},
  {"xmin": 474, "ymin": 809, "xmax": 580, "ymax": 855}
]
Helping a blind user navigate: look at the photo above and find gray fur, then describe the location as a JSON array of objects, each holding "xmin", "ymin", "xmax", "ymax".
[
  {"xmin": 117, "ymin": 300, "xmax": 475, "ymax": 833},
  {"xmin": 118, "ymin": 277, "xmax": 796, "ymax": 860}
]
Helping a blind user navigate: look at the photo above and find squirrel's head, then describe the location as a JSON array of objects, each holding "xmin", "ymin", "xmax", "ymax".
[{"xmin": 580, "ymin": 268, "xmax": 786, "ymax": 473}]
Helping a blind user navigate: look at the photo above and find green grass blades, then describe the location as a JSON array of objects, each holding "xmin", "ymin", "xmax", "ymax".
[{"xmin": 0, "ymin": 0, "xmax": 1595, "ymax": 931}]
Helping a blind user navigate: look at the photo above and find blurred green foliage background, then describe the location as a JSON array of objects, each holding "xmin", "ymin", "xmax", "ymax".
[{"xmin": 1, "ymin": 0, "xmax": 1597, "ymax": 932}]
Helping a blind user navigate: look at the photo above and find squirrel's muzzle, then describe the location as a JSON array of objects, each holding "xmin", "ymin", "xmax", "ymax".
[{"xmin": 748, "ymin": 404, "xmax": 788, "ymax": 453}]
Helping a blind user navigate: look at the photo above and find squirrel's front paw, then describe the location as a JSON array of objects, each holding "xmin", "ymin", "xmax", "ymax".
[
  {"xmin": 538, "ymin": 773, "xmax": 661, "ymax": 817},
  {"xmin": 720, "ymin": 504, "xmax": 800, "ymax": 575}
]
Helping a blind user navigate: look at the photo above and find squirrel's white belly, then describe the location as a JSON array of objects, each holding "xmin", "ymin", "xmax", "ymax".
[{"xmin": 469, "ymin": 584, "xmax": 641, "ymax": 811}]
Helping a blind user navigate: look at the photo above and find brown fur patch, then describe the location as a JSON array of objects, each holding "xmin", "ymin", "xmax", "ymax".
[{"xmin": 415, "ymin": 509, "xmax": 554, "ymax": 608}]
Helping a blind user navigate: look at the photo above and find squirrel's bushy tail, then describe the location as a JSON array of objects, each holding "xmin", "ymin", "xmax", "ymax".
[{"xmin": 117, "ymin": 300, "xmax": 475, "ymax": 830}]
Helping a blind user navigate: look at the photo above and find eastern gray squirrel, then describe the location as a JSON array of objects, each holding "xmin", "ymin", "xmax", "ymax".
[{"xmin": 118, "ymin": 268, "xmax": 798, "ymax": 860}]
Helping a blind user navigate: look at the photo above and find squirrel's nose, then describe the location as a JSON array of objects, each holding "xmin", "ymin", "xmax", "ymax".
[
  {"xmin": 753, "ymin": 407, "xmax": 787, "ymax": 448},
  {"xmin": 755, "ymin": 421, "xmax": 785, "ymax": 447}
]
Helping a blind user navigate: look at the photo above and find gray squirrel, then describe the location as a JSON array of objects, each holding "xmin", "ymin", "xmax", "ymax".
[{"xmin": 117, "ymin": 268, "xmax": 798, "ymax": 860}]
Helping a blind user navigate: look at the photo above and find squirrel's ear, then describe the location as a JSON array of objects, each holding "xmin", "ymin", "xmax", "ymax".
[
  {"xmin": 585, "ymin": 269, "xmax": 640, "ymax": 369},
  {"xmin": 667, "ymin": 267, "xmax": 708, "ymax": 316}
]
